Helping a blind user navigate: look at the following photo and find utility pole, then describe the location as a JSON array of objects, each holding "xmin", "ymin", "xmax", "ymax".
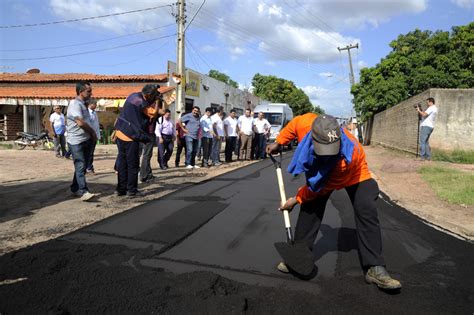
[
  {"xmin": 337, "ymin": 43, "xmax": 358, "ymax": 86},
  {"xmin": 338, "ymin": 43, "xmax": 363, "ymax": 142},
  {"xmin": 175, "ymin": 0, "xmax": 186, "ymax": 119}
]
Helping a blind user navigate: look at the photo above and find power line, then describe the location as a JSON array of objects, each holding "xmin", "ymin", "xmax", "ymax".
[
  {"xmin": 0, "ymin": 4, "xmax": 173, "ymax": 29},
  {"xmin": 0, "ymin": 24, "xmax": 174, "ymax": 52},
  {"xmin": 65, "ymin": 36, "xmax": 174, "ymax": 68},
  {"xmin": 185, "ymin": 0, "xmax": 206, "ymax": 32},
  {"xmin": 0, "ymin": 34, "xmax": 176, "ymax": 61}
]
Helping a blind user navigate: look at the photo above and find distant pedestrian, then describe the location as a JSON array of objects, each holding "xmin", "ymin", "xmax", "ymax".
[
  {"xmin": 211, "ymin": 106, "xmax": 225, "ymax": 165},
  {"xmin": 175, "ymin": 114, "xmax": 187, "ymax": 167},
  {"xmin": 86, "ymin": 99, "xmax": 101, "ymax": 174},
  {"xmin": 139, "ymin": 111, "xmax": 158, "ymax": 183},
  {"xmin": 114, "ymin": 84, "xmax": 162, "ymax": 196},
  {"xmin": 179, "ymin": 106, "xmax": 201, "ymax": 169},
  {"xmin": 253, "ymin": 111, "xmax": 271, "ymax": 159},
  {"xmin": 417, "ymin": 97, "xmax": 438, "ymax": 161},
  {"xmin": 237, "ymin": 108, "xmax": 254, "ymax": 160},
  {"xmin": 66, "ymin": 81, "xmax": 97, "ymax": 201},
  {"xmin": 49, "ymin": 105, "xmax": 67, "ymax": 158},
  {"xmin": 155, "ymin": 109, "xmax": 175, "ymax": 170},
  {"xmin": 224, "ymin": 109, "xmax": 238, "ymax": 162},
  {"xmin": 200, "ymin": 107, "xmax": 215, "ymax": 167}
]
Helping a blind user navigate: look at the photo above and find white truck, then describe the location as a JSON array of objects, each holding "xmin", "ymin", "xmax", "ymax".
[{"xmin": 253, "ymin": 103, "xmax": 294, "ymax": 144}]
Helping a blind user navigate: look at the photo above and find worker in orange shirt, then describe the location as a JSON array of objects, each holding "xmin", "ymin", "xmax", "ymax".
[
  {"xmin": 266, "ymin": 113, "xmax": 402, "ymax": 291},
  {"xmin": 114, "ymin": 84, "xmax": 164, "ymax": 197}
]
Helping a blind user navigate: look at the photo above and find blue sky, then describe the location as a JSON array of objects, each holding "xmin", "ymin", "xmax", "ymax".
[{"xmin": 0, "ymin": 0, "xmax": 472, "ymax": 117}]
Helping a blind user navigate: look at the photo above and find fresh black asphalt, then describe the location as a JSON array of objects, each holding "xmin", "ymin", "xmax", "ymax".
[{"xmin": 1, "ymin": 152, "xmax": 473, "ymax": 313}]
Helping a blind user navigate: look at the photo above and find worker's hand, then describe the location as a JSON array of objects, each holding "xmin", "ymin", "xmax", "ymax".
[
  {"xmin": 159, "ymin": 137, "xmax": 163, "ymax": 144},
  {"xmin": 279, "ymin": 196, "xmax": 298, "ymax": 212},
  {"xmin": 266, "ymin": 142, "xmax": 281, "ymax": 155}
]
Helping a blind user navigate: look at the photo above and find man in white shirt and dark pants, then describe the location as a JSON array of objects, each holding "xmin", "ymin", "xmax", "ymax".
[
  {"xmin": 237, "ymin": 108, "xmax": 254, "ymax": 160},
  {"xmin": 50, "ymin": 105, "xmax": 67, "ymax": 158},
  {"xmin": 211, "ymin": 107, "xmax": 225, "ymax": 166},
  {"xmin": 417, "ymin": 97, "xmax": 438, "ymax": 161},
  {"xmin": 224, "ymin": 109, "xmax": 238, "ymax": 162},
  {"xmin": 253, "ymin": 111, "xmax": 271, "ymax": 160}
]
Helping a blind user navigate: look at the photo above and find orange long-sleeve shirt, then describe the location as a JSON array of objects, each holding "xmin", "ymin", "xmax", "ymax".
[{"xmin": 276, "ymin": 113, "xmax": 371, "ymax": 204}]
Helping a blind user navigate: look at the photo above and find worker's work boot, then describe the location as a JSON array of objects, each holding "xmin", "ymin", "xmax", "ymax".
[
  {"xmin": 365, "ymin": 266, "xmax": 402, "ymax": 290},
  {"xmin": 277, "ymin": 262, "xmax": 289, "ymax": 273}
]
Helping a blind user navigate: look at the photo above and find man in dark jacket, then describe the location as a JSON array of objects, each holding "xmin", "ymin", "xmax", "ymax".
[{"xmin": 114, "ymin": 84, "xmax": 162, "ymax": 197}]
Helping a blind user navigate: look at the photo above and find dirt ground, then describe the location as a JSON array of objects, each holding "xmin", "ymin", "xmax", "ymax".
[{"xmin": 0, "ymin": 144, "xmax": 472, "ymax": 256}]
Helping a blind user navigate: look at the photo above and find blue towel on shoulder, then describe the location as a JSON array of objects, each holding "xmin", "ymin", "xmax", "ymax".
[{"xmin": 287, "ymin": 129, "xmax": 355, "ymax": 192}]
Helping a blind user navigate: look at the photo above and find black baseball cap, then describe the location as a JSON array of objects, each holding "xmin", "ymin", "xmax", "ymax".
[{"xmin": 311, "ymin": 115, "xmax": 341, "ymax": 156}]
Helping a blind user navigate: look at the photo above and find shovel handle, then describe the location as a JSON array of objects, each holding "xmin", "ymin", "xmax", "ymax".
[{"xmin": 270, "ymin": 151, "xmax": 293, "ymax": 242}]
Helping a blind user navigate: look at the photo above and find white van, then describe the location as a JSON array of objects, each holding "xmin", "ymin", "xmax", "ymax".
[{"xmin": 253, "ymin": 103, "xmax": 294, "ymax": 143}]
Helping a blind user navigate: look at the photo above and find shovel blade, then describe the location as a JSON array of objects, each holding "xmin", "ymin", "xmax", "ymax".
[{"xmin": 274, "ymin": 242, "xmax": 315, "ymax": 276}]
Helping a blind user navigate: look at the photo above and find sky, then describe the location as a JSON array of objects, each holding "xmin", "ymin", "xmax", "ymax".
[{"xmin": 0, "ymin": 0, "xmax": 472, "ymax": 117}]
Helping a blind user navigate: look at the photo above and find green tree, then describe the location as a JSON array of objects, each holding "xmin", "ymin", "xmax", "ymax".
[
  {"xmin": 251, "ymin": 73, "xmax": 324, "ymax": 116},
  {"xmin": 352, "ymin": 22, "xmax": 474, "ymax": 120},
  {"xmin": 208, "ymin": 69, "xmax": 238, "ymax": 88}
]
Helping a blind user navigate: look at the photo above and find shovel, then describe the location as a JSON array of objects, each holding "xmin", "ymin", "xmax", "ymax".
[{"xmin": 270, "ymin": 151, "xmax": 315, "ymax": 276}]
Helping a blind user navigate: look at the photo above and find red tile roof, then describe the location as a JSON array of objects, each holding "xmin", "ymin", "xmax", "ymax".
[
  {"xmin": 0, "ymin": 85, "xmax": 175, "ymax": 99},
  {"xmin": 0, "ymin": 73, "xmax": 168, "ymax": 83}
]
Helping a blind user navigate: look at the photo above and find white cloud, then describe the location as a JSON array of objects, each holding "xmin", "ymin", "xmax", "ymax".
[
  {"xmin": 301, "ymin": 85, "xmax": 328, "ymax": 100},
  {"xmin": 201, "ymin": 45, "xmax": 218, "ymax": 53},
  {"xmin": 319, "ymin": 72, "xmax": 334, "ymax": 78},
  {"xmin": 451, "ymin": 0, "xmax": 474, "ymax": 9},
  {"xmin": 48, "ymin": 0, "xmax": 176, "ymax": 34},
  {"xmin": 358, "ymin": 60, "xmax": 368, "ymax": 69},
  {"xmin": 265, "ymin": 61, "xmax": 276, "ymax": 66}
]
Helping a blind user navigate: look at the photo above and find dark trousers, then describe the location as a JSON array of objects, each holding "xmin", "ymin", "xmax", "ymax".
[
  {"xmin": 54, "ymin": 134, "xmax": 67, "ymax": 157},
  {"xmin": 139, "ymin": 134, "xmax": 156, "ymax": 181},
  {"xmin": 86, "ymin": 140, "xmax": 97, "ymax": 172},
  {"xmin": 254, "ymin": 133, "xmax": 266, "ymax": 159},
  {"xmin": 294, "ymin": 178, "xmax": 385, "ymax": 268},
  {"xmin": 68, "ymin": 138, "xmax": 93, "ymax": 195},
  {"xmin": 116, "ymin": 139, "xmax": 140, "ymax": 194},
  {"xmin": 175, "ymin": 137, "xmax": 186, "ymax": 166},
  {"xmin": 157, "ymin": 134, "xmax": 174, "ymax": 169},
  {"xmin": 225, "ymin": 136, "xmax": 237, "ymax": 162},
  {"xmin": 201, "ymin": 137, "xmax": 213, "ymax": 165}
]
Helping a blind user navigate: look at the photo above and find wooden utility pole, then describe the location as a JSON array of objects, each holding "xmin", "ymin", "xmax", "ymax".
[
  {"xmin": 175, "ymin": 0, "xmax": 186, "ymax": 118},
  {"xmin": 337, "ymin": 43, "xmax": 358, "ymax": 86}
]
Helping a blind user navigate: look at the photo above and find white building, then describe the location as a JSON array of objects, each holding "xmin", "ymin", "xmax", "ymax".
[{"xmin": 167, "ymin": 61, "xmax": 262, "ymax": 118}]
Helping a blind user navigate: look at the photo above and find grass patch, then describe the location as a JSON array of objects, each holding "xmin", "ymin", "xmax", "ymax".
[
  {"xmin": 432, "ymin": 149, "xmax": 474, "ymax": 164},
  {"xmin": 419, "ymin": 166, "xmax": 474, "ymax": 205},
  {"xmin": 0, "ymin": 143, "xmax": 13, "ymax": 150}
]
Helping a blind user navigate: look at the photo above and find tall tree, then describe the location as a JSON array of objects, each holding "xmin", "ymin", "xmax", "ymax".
[
  {"xmin": 208, "ymin": 69, "xmax": 238, "ymax": 88},
  {"xmin": 352, "ymin": 22, "xmax": 474, "ymax": 120},
  {"xmin": 251, "ymin": 73, "xmax": 324, "ymax": 116}
]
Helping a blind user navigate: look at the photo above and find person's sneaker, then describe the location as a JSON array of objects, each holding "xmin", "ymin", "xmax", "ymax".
[
  {"xmin": 277, "ymin": 262, "xmax": 290, "ymax": 273},
  {"xmin": 127, "ymin": 190, "xmax": 146, "ymax": 197},
  {"xmin": 71, "ymin": 191, "xmax": 81, "ymax": 197},
  {"xmin": 365, "ymin": 266, "xmax": 402, "ymax": 290},
  {"xmin": 185, "ymin": 165, "xmax": 194, "ymax": 169},
  {"xmin": 114, "ymin": 190, "xmax": 126, "ymax": 196},
  {"xmin": 193, "ymin": 165, "xmax": 200, "ymax": 169},
  {"xmin": 80, "ymin": 191, "xmax": 96, "ymax": 202},
  {"xmin": 213, "ymin": 162, "xmax": 222, "ymax": 166}
]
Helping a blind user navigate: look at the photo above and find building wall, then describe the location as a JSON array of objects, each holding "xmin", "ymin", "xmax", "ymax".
[
  {"xmin": 167, "ymin": 61, "xmax": 262, "ymax": 119},
  {"xmin": 371, "ymin": 89, "xmax": 474, "ymax": 153}
]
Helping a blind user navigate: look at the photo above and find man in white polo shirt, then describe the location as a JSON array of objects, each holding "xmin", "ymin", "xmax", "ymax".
[
  {"xmin": 237, "ymin": 108, "xmax": 254, "ymax": 160},
  {"xmin": 417, "ymin": 97, "xmax": 438, "ymax": 161},
  {"xmin": 253, "ymin": 111, "xmax": 271, "ymax": 159},
  {"xmin": 224, "ymin": 109, "xmax": 238, "ymax": 162}
]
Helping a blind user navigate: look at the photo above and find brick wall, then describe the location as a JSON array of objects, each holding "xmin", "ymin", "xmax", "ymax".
[
  {"xmin": 3, "ymin": 113, "xmax": 23, "ymax": 140},
  {"xmin": 371, "ymin": 89, "xmax": 474, "ymax": 153}
]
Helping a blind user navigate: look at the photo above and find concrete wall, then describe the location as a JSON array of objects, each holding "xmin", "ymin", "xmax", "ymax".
[{"xmin": 371, "ymin": 89, "xmax": 474, "ymax": 153}]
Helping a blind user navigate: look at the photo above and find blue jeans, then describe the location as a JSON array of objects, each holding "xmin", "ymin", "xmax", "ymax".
[
  {"xmin": 68, "ymin": 138, "xmax": 93, "ymax": 195},
  {"xmin": 211, "ymin": 137, "xmax": 222, "ymax": 163},
  {"xmin": 419, "ymin": 126, "xmax": 433, "ymax": 160},
  {"xmin": 185, "ymin": 136, "xmax": 199, "ymax": 166}
]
